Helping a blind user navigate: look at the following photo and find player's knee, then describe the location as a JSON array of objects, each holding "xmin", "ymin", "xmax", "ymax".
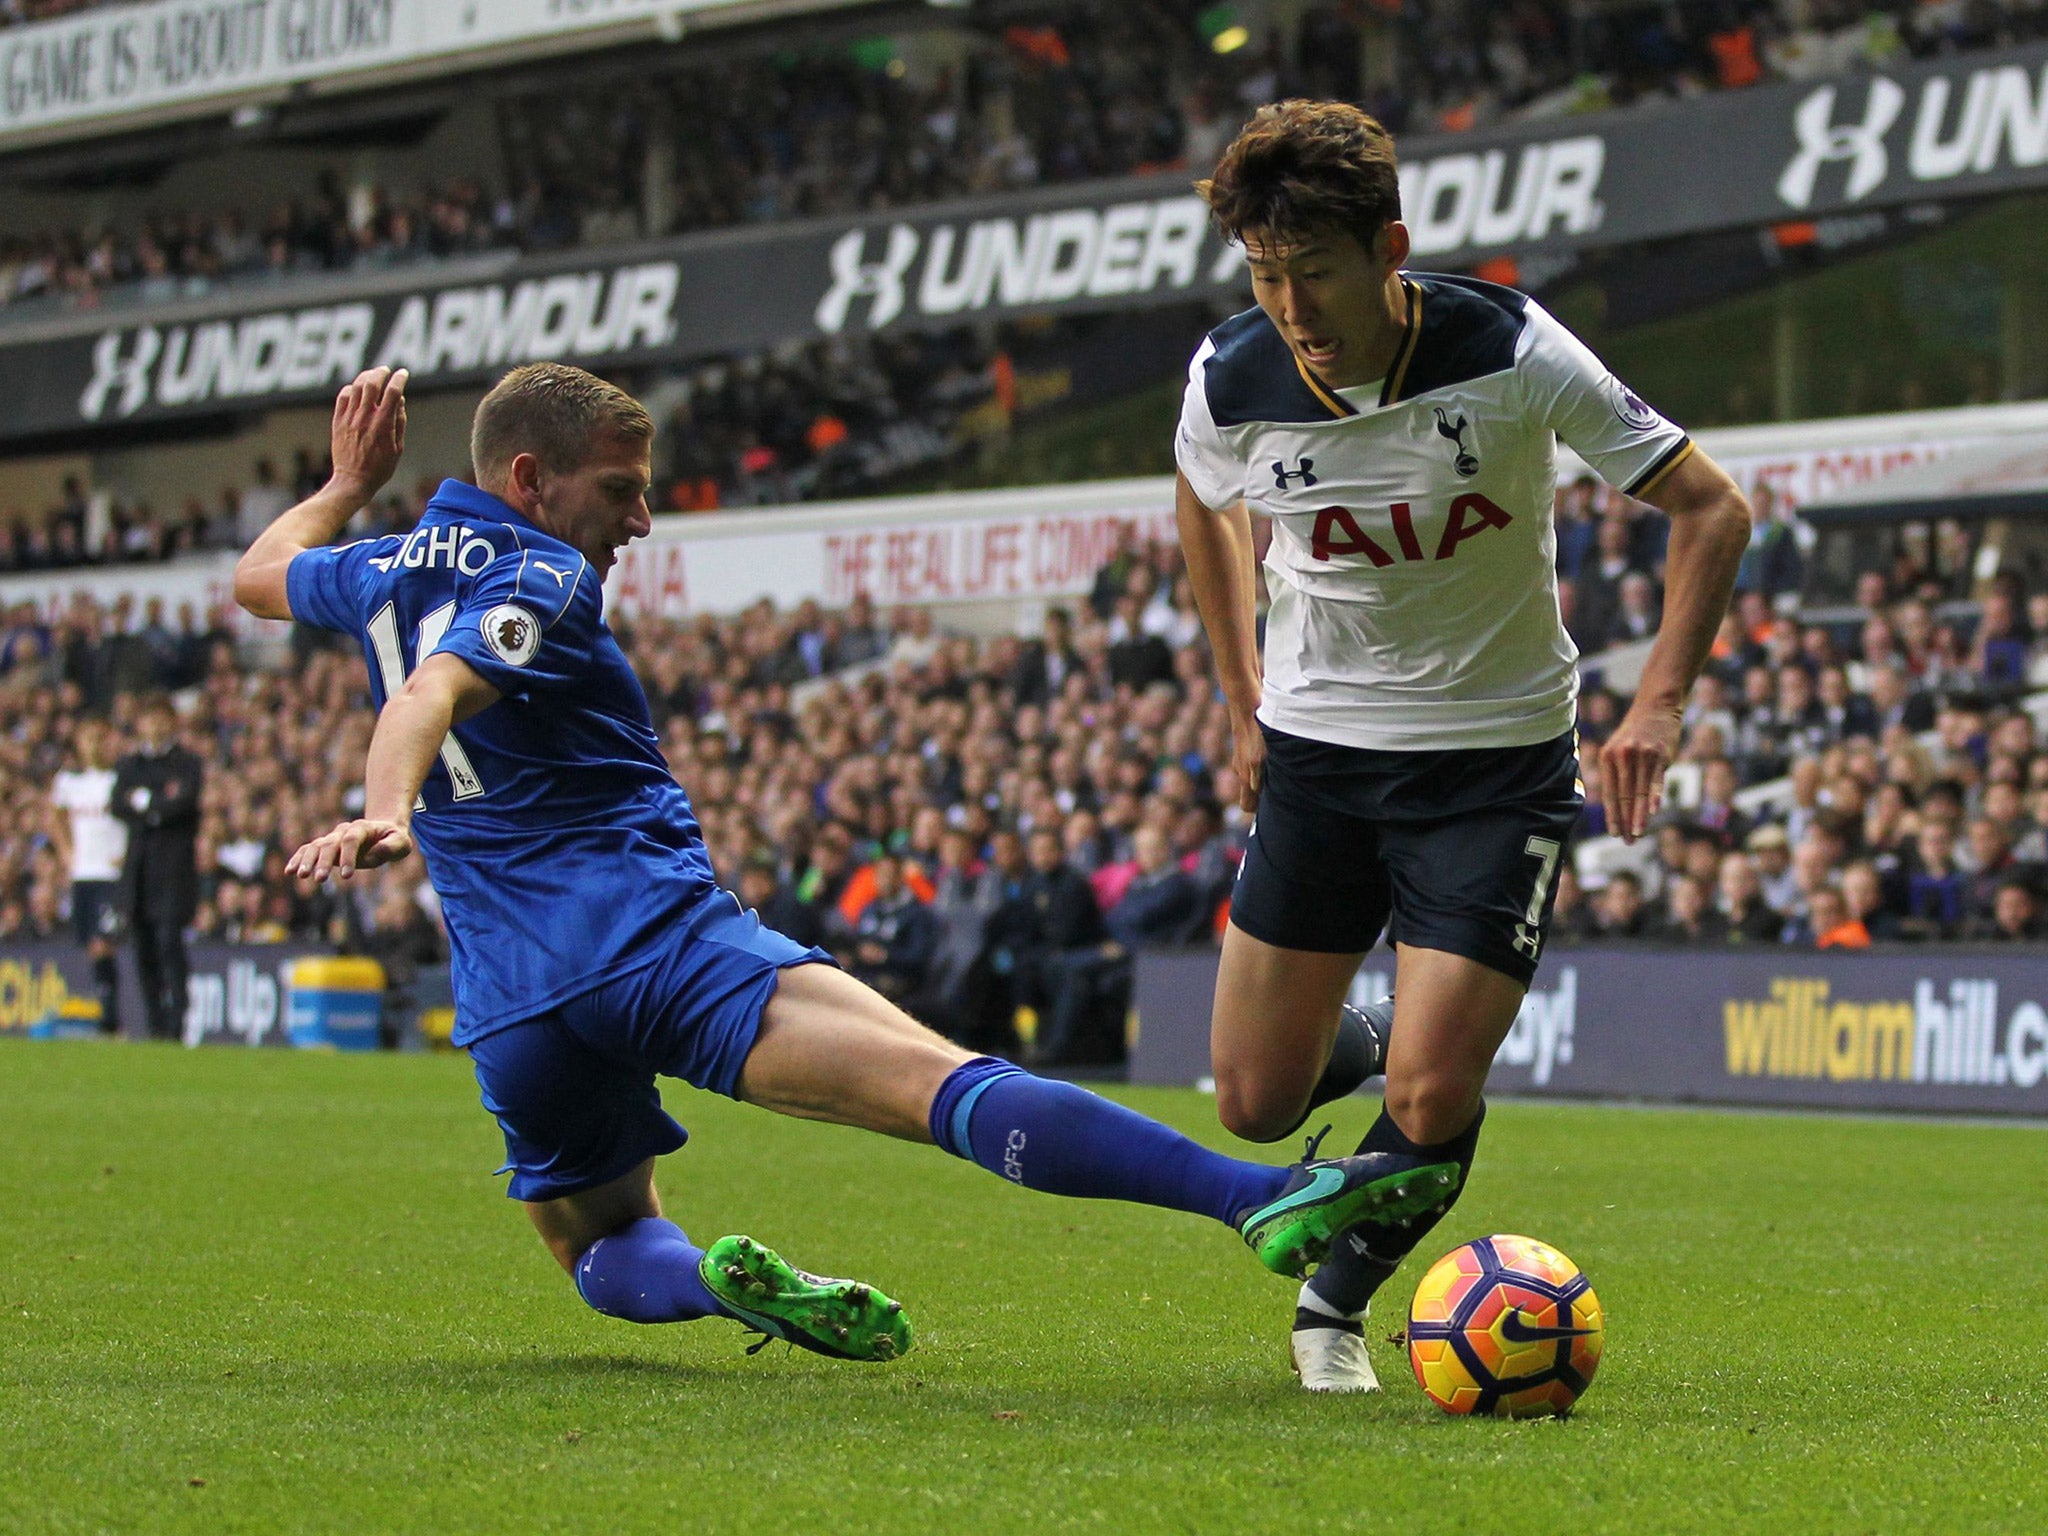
[
  {"xmin": 1214, "ymin": 1072, "xmax": 1307, "ymax": 1143},
  {"xmin": 1383, "ymin": 1071, "xmax": 1481, "ymax": 1147}
]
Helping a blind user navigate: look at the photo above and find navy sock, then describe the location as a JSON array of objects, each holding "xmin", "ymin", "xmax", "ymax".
[
  {"xmin": 573, "ymin": 1217, "xmax": 729, "ymax": 1325},
  {"xmin": 1302, "ymin": 1102, "xmax": 1486, "ymax": 1320},
  {"xmin": 928, "ymin": 1057, "xmax": 1290, "ymax": 1227},
  {"xmin": 1285, "ymin": 1000, "xmax": 1391, "ymax": 1136}
]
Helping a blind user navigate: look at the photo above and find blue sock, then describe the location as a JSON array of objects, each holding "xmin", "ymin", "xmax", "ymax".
[
  {"xmin": 927, "ymin": 1057, "xmax": 1290, "ymax": 1227},
  {"xmin": 573, "ymin": 1217, "xmax": 729, "ymax": 1324}
]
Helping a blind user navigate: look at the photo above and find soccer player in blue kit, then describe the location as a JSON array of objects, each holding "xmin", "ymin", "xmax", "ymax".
[{"xmin": 238, "ymin": 362, "xmax": 1462, "ymax": 1364}]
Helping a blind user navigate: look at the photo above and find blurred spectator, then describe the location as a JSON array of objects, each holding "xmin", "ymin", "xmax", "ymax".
[
  {"xmin": 1733, "ymin": 482, "xmax": 1803, "ymax": 599},
  {"xmin": 842, "ymin": 851, "xmax": 937, "ymax": 1005},
  {"xmin": 1657, "ymin": 872, "xmax": 1726, "ymax": 945},
  {"xmin": 110, "ymin": 696, "xmax": 202, "ymax": 1041},
  {"xmin": 1746, "ymin": 824, "xmax": 1797, "ymax": 914},
  {"xmin": 235, "ymin": 460, "xmax": 293, "ymax": 548},
  {"xmin": 1105, "ymin": 824, "xmax": 1201, "ymax": 947},
  {"xmin": 1596, "ymin": 871, "xmax": 1650, "ymax": 939},
  {"xmin": 1906, "ymin": 822, "xmax": 1966, "ymax": 936},
  {"xmin": 1717, "ymin": 853, "xmax": 1785, "ymax": 943},
  {"xmin": 1010, "ymin": 607, "xmax": 1083, "ymax": 707},
  {"xmin": 1806, "ymin": 887, "xmax": 1870, "ymax": 949},
  {"xmin": 1971, "ymin": 877, "xmax": 2044, "ymax": 942},
  {"xmin": 49, "ymin": 717, "xmax": 125, "ymax": 1031},
  {"xmin": 1011, "ymin": 826, "xmax": 1113, "ymax": 1065}
]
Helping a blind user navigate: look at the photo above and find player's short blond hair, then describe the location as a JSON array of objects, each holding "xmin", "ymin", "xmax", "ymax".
[
  {"xmin": 1197, "ymin": 100, "xmax": 1402, "ymax": 252},
  {"xmin": 470, "ymin": 363, "xmax": 653, "ymax": 485}
]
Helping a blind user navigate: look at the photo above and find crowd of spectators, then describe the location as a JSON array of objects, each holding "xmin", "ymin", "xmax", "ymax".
[
  {"xmin": 1557, "ymin": 488, "xmax": 2048, "ymax": 946},
  {"xmin": 0, "ymin": 455, "xmax": 451, "ymax": 574},
  {"xmin": 4, "ymin": 509, "xmax": 2045, "ymax": 1057},
  {"xmin": 652, "ymin": 321, "xmax": 1092, "ymax": 511},
  {"xmin": 10, "ymin": 0, "xmax": 2048, "ymax": 315},
  {"xmin": 0, "ymin": 540, "xmax": 1238, "ymax": 1059},
  {"xmin": 0, "ymin": 177, "xmax": 514, "ymax": 317}
]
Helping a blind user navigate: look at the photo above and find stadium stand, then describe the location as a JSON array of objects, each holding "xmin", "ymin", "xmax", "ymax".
[{"xmin": 8, "ymin": 505, "xmax": 2046, "ymax": 1061}]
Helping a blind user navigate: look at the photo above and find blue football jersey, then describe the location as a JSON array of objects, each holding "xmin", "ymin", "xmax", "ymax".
[{"xmin": 286, "ymin": 479, "xmax": 718, "ymax": 1045}]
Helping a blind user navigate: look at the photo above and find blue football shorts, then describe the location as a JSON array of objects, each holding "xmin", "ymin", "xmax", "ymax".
[{"xmin": 467, "ymin": 890, "xmax": 831, "ymax": 1202}]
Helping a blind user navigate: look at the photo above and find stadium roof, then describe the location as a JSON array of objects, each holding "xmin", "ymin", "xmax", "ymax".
[{"xmin": 1800, "ymin": 437, "xmax": 2048, "ymax": 527}]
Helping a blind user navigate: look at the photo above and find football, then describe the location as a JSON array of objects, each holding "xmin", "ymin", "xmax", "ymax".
[{"xmin": 1406, "ymin": 1235, "xmax": 1605, "ymax": 1418}]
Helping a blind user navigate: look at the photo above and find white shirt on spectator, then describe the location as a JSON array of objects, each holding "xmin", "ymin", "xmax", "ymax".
[
  {"xmin": 237, "ymin": 481, "xmax": 293, "ymax": 547},
  {"xmin": 51, "ymin": 768, "xmax": 126, "ymax": 882},
  {"xmin": 218, "ymin": 836, "xmax": 266, "ymax": 880}
]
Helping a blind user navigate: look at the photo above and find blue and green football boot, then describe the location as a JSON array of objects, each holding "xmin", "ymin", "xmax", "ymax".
[
  {"xmin": 1235, "ymin": 1132, "xmax": 1461, "ymax": 1280},
  {"xmin": 699, "ymin": 1235, "xmax": 913, "ymax": 1362}
]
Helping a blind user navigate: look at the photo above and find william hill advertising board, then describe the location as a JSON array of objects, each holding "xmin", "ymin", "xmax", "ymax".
[{"xmin": 1133, "ymin": 948, "xmax": 2048, "ymax": 1114}]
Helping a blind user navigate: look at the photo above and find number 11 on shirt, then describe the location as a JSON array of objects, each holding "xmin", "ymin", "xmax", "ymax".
[{"xmin": 366, "ymin": 600, "xmax": 487, "ymax": 803}]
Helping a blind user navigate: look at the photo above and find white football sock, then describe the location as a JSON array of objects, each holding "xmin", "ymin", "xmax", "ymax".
[{"xmin": 1296, "ymin": 1281, "xmax": 1365, "ymax": 1324}]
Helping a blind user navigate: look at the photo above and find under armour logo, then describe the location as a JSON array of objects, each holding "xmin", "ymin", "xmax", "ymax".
[
  {"xmin": 1272, "ymin": 458, "xmax": 1317, "ymax": 489},
  {"xmin": 1777, "ymin": 79, "xmax": 1906, "ymax": 210},
  {"xmin": 79, "ymin": 326, "xmax": 163, "ymax": 422},
  {"xmin": 814, "ymin": 225, "xmax": 920, "ymax": 333},
  {"xmin": 532, "ymin": 559, "xmax": 572, "ymax": 587},
  {"xmin": 1433, "ymin": 409, "xmax": 1478, "ymax": 477}
]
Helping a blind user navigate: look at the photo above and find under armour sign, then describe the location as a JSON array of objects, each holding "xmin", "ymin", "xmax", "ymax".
[{"xmin": 1776, "ymin": 58, "xmax": 2048, "ymax": 210}]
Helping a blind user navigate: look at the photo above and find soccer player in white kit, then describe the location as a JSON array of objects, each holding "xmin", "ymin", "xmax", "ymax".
[
  {"xmin": 51, "ymin": 720, "xmax": 128, "ymax": 1034},
  {"xmin": 1175, "ymin": 102, "xmax": 1751, "ymax": 1391}
]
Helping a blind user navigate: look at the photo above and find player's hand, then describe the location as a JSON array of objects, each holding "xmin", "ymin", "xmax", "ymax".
[
  {"xmin": 1228, "ymin": 700, "xmax": 1265, "ymax": 815},
  {"xmin": 1596, "ymin": 702, "xmax": 1682, "ymax": 844},
  {"xmin": 329, "ymin": 366, "xmax": 408, "ymax": 503},
  {"xmin": 286, "ymin": 819, "xmax": 415, "ymax": 884}
]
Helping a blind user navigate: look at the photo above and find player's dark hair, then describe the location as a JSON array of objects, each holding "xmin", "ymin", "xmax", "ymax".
[
  {"xmin": 1197, "ymin": 100, "xmax": 1401, "ymax": 253},
  {"xmin": 471, "ymin": 363, "xmax": 654, "ymax": 485}
]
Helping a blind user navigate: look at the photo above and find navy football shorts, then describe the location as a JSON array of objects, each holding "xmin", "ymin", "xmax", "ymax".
[
  {"xmin": 467, "ymin": 890, "xmax": 832, "ymax": 1202},
  {"xmin": 70, "ymin": 880, "xmax": 121, "ymax": 947},
  {"xmin": 1229, "ymin": 724, "xmax": 1583, "ymax": 985}
]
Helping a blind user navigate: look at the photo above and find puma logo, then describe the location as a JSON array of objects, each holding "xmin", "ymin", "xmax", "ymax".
[
  {"xmin": 532, "ymin": 559, "xmax": 573, "ymax": 587},
  {"xmin": 1434, "ymin": 408, "xmax": 1479, "ymax": 478}
]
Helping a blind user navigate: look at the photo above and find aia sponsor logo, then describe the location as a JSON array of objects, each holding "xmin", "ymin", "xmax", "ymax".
[{"xmin": 1307, "ymin": 494, "xmax": 1513, "ymax": 564}]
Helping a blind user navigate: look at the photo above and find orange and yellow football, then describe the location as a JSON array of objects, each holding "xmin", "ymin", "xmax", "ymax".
[{"xmin": 1407, "ymin": 1234, "xmax": 1604, "ymax": 1418}]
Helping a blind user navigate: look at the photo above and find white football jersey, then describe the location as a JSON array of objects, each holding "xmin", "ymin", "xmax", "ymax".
[
  {"xmin": 51, "ymin": 767, "xmax": 126, "ymax": 882},
  {"xmin": 1176, "ymin": 273, "xmax": 1691, "ymax": 751}
]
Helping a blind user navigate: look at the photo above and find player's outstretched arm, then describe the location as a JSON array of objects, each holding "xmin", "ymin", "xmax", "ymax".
[
  {"xmin": 1598, "ymin": 449, "xmax": 1750, "ymax": 843},
  {"xmin": 234, "ymin": 366, "xmax": 409, "ymax": 620},
  {"xmin": 286, "ymin": 653, "xmax": 498, "ymax": 883},
  {"xmin": 1175, "ymin": 470, "xmax": 1265, "ymax": 812}
]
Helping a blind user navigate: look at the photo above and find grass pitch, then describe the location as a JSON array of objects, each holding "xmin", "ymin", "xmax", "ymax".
[{"xmin": 3, "ymin": 1042, "xmax": 2044, "ymax": 1535}]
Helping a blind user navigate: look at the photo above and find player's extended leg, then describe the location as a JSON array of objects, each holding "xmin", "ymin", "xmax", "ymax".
[
  {"xmin": 1291, "ymin": 945, "xmax": 1516, "ymax": 1389},
  {"xmin": 525, "ymin": 1153, "xmax": 913, "ymax": 1360},
  {"xmin": 1209, "ymin": 921, "xmax": 1390, "ymax": 1143},
  {"xmin": 739, "ymin": 963, "xmax": 1455, "ymax": 1275},
  {"xmin": 473, "ymin": 1013, "xmax": 910, "ymax": 1360}
]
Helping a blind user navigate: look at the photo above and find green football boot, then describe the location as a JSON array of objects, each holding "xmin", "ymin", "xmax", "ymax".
[
  {"xmin": 699, "ymin": 1235, "xmax": 913, "ymax": 1362},
  {"xmin": 1236, "ymin": 1137, "xmax": 1461, "ymax": 1280}
]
